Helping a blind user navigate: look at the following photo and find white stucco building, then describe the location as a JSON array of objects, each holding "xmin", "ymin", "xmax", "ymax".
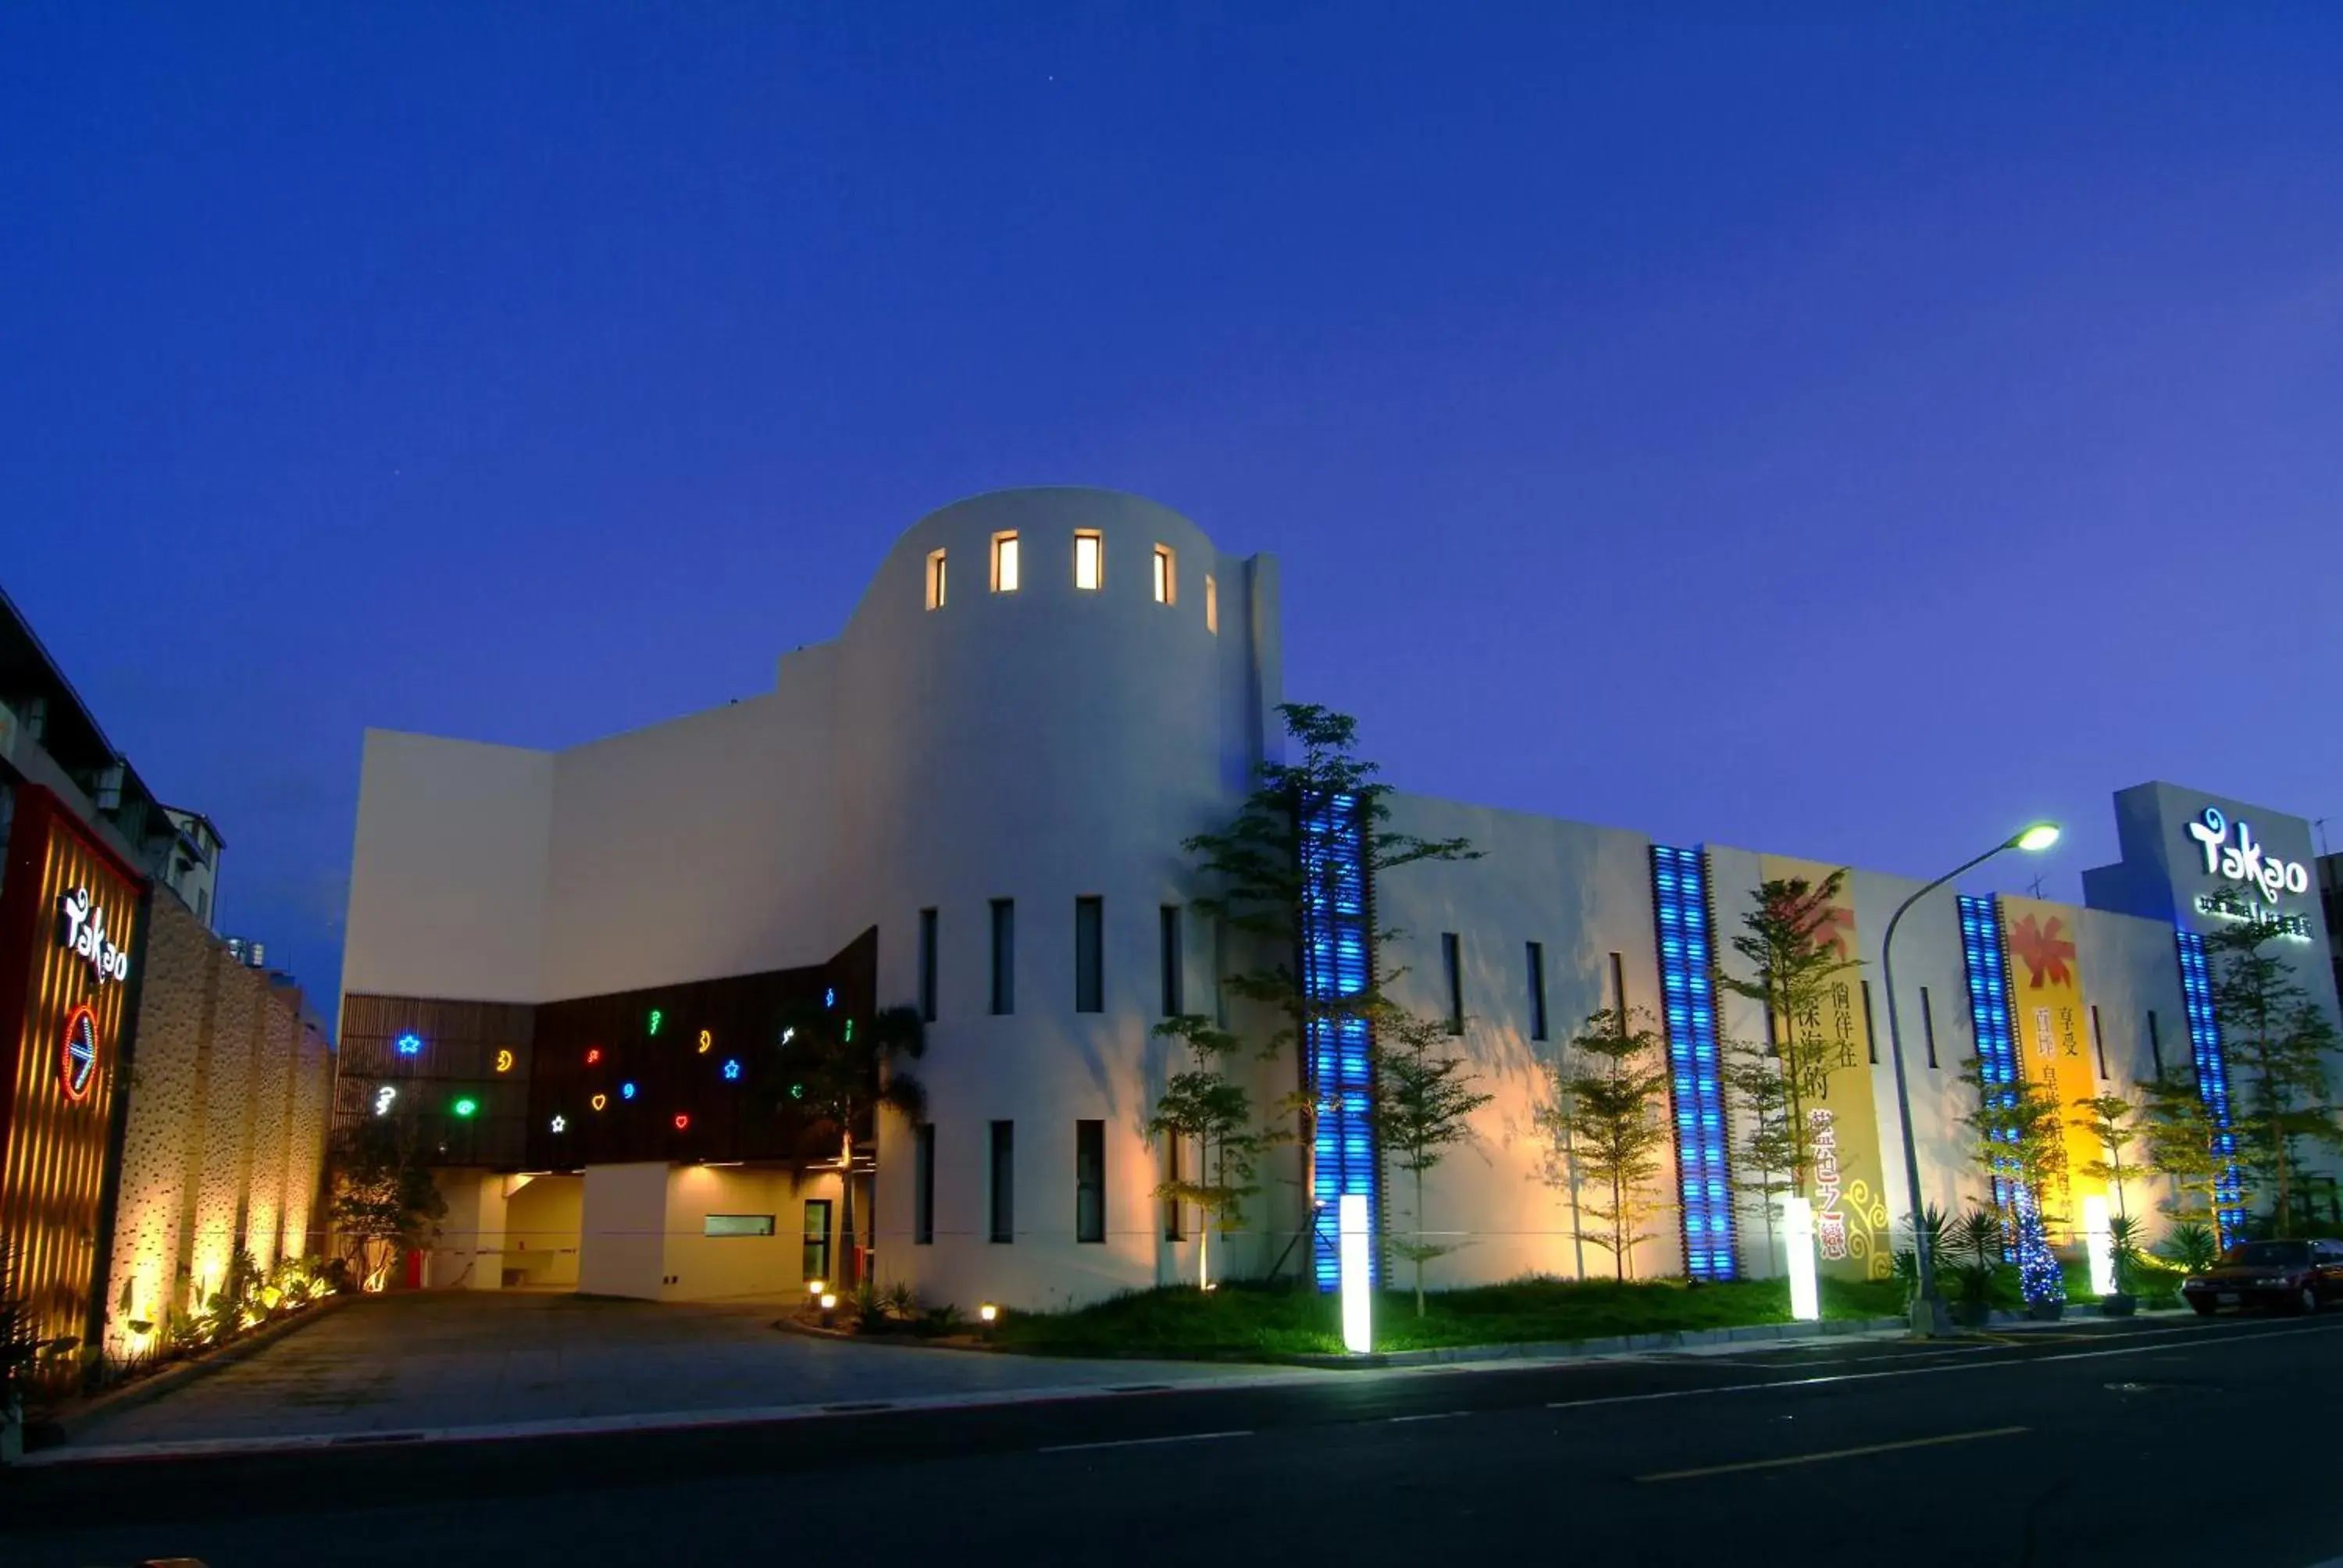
[{"xmin": 337, "ymin": 488, "xmax": 2342, "ymax": 1309}]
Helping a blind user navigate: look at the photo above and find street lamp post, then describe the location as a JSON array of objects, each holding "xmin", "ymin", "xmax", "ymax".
[{"xmin": 1881, "ymin": 821, "xmax": 2060, "ymax": 1338}]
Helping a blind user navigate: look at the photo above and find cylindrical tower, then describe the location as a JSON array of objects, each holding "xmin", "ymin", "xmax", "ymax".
[{"xmin": 827, "ymin": 488, "xmax": 1278, "ymax": 1310}]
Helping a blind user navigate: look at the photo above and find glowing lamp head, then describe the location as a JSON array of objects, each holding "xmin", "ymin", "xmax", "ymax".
[
  {"xmin": 979, "ymin": 1302, "xmax": 999, "ymax": 1324},
  {"xmin": 2013, "ymin": 822, "xmax": 2062, "ymax": 853},
  {"xmin": 807, "ymin": 1279, "xmax": 826, "ymax": 1297},
  {"xmin": 818, "ymin": 1292, "xmax": 838, "ymax": 1311}
]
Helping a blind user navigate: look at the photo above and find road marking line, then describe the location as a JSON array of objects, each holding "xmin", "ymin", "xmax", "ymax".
[
  {"xmin": 1040, "ymin": 1430, "xmax": 1252, "ymax": 1454},
  {"xmin": 1547, "ymin": 1320, "xmax": 2343, "ymax": 1413},
  {"xmin": 1389, "ymin": 1410, "xmax": 1472, "ymax": 1423},
  {"xmin": 1636, "ymin": 1425, "xmax": 2028, "ymax": 1482}
]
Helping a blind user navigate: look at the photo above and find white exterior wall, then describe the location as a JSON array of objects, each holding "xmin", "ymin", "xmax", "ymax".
[{"xmin": 1375, "ymin": 795, "xmax": 1667, "ymax": 1287}]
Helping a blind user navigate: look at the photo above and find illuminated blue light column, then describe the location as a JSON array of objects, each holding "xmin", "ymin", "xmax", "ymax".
[
  {"xmin": 1300, "ymin": 790, "xmax": 1377, "ymax": 1292},
  {"xmin": 1956, "ymin": 896, "xmax": 2062, "ymax": 1306},
  {"xmin": 2174, "ymin": 931, "xmax": 2246, "ymax": 1244},
  {"xmin": 1651, "ymin": 846, "xmax": 1737, "ymax": 1281}
]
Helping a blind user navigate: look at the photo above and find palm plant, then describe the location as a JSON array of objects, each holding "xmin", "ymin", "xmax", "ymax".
[
  {"xmin": 1940, "ymin": 1205, "xmax": 2007, "ymax": 1320},
  {"xmin": 2155, "ymin": 1220, "xmax": 2220, "ymax": 1275},
  {"xmin": 2103, "ymin": 1212, "xmax": 2147, "ymax": 1300},
  {"xmin": 773, "ymin": 1000, "xmax": 926, "ymax": 1288},
  {"xmin": 1892, "ymin": 1203, "xmax": 1951, "ymax": 1303}
]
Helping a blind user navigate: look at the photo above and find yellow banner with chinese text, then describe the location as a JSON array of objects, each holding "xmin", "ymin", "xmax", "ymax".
[
  {"xmin": 1996, "ymin": 894, "xmax": 2104, "ymax": 1239},
  {"xmin": 1758, "ymin": 854, "xmax": 1893, "ymax": 1281}
]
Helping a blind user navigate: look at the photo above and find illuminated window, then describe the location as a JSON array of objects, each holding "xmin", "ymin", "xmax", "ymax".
[
  {"xmin": 1073, "ymin": 530, "xmax": 1103, "ymax": 590},
  {"xmin": 1204, "ymin": 573, "xmax": 1218, "ymax": 634},
  {"xmin": 802, "ymin": 1199, "xmax": 833, "ymax": 1279},
  {"xmin": 925, "ymin": 548, "xmax": 947, "ymax": 610},
  {"xmin": 704, "ymin": 1213, "xmax": 774, "ymax": 1238},
  {"xmin": 1152, "ymin": 544, "xmax": 1175, "ymax": 604},
  {"xmin": 991, "ymin": 532, "xmax": 1020, "ymax": 593}
]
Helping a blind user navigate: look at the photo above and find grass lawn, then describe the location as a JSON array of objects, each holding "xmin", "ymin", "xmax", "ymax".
[{"xmin": 989, "ymin": 1274, "xmax": 1910, "ymax": 1359}]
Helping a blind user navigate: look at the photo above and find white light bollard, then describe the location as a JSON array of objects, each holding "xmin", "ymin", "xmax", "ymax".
[
  {"xmin": 1782, "ymin": 1196, "xmax": 1820, "ymax": 1321},
  {"xmin": 2083, "ymin": 1195, "xmax": 2116, "ymax": 1299},
  {"xmin": 1339, "ymin": 1192, "xmax": 1372, "ymax": 1354}
]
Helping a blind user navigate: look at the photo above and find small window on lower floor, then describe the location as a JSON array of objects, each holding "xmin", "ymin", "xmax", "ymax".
[
  {"xmin": 925, "ymin": 548, "xmax": 947, "ymax": 610},
  {"xmin": 1076, "ymin": 1119, "xmax": 1105, "ymax": 1243},
  {"xmin": 1074, "ymin": 529, "xmax": 1104, "ymax": 590},
  {"xmin": 1153, "ymin": 543, "xmax": 1176, "ymax": 604},
  {"xmin": 1204, "ymin": 573, "xmax": 1218, "ymax": 633},
  {"xmin": 704, "ymin": 1213, "xmax": 776, "ymax": 1238},
  {"xmin": 992, "ymin": 532, "xmax": 1021, "ymax": 593}
]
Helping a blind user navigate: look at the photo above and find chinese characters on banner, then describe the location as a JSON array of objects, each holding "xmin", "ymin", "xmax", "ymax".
[
  {"xmin": 1759, "ymin": 855, "xmax": 1894, "ymax": 1281},
  {"xmin": 1998, "ymin": 895, "xmax": 2105, "ymax": 1238}
]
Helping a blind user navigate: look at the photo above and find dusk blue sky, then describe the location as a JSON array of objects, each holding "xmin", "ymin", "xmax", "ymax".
[{"xmin": 6, "ymin": 5, "xmax": 2339, "ymax": 1016}]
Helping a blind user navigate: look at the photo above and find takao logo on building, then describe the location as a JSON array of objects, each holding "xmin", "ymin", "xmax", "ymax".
[
  {"xmin": 57, "ymin": 887, "xmax": 131, "ymax": 985},
  {"xmin": 2185, "ymin": 807, "xmax": 2309, "ymax": 904}
]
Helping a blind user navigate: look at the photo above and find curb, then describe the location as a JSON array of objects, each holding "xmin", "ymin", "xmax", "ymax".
[
  {"xmin": 45, "ymin": 1294, "xmax": 354, "ymax": 1446},
  {"xmin": 1273, "ymin": 1315, "xmax": 1910, "ymax": 1370}
]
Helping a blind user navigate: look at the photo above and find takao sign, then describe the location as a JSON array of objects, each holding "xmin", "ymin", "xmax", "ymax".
[
  {"xmin": 2184, "ymin": 807, "xmax": 2309, "ymax": 905},
  {"xmin": 57, "ymin": 886, "xmax": 132, "ymax": 985}
]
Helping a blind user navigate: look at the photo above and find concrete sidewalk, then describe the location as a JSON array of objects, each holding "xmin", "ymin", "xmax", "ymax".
[{"xmin": 59, "ymin": 1290, "xmax": 1309, "ymax": 1454}]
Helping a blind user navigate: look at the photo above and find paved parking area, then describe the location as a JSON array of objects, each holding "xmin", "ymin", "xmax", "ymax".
[{"xmin": 69, "ymin": 1290, "xmax": 1296, "ymax": 1449}]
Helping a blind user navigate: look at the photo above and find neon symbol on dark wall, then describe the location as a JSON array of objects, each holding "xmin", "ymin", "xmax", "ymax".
[{"xmin": 59, "ymin": 1003, "xmax": 99, "ymax": 1102}]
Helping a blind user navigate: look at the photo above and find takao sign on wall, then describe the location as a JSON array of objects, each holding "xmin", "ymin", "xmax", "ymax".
[
  {"xmin": 57, "ymin": 886, "xmax": 133, "ymax": 985},
  {"xmin": 2184, "ymin": 807, "xmax": 2310, "ymax": 903}
]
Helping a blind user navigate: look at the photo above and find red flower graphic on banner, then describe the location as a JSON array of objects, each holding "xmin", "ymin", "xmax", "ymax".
[
  {"xmin": 1809, "ymin": 903, "xmax": 1857, "ymax": 960},
  {"xmin": 2007, "ymin": 912, "xmax": 2075, "ymax": 990}
]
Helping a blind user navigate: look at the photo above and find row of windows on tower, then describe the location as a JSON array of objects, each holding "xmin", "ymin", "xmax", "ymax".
[
  {"xmin": 922, "ymin": 532, "xmax": 1218, "ymax": 631},
  {"xmin": 908, "ymin": 1119, "xmax": 1109, "ymax": 1245},
  {"xmin": 917, "ymin": 900, "xmax": 1193, "ymax": 1022},
  {"xmin": 1451, "ymin": 931, "xmax": 2149, "ymax": 1084}
]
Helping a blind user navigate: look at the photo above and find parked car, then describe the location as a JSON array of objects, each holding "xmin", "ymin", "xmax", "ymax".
[{"xmin": 2181, "ymin": 1238, "xmax": 2343, "ymax": 1316}]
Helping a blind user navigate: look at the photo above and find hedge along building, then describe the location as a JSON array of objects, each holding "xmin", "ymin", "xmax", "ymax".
[
  {"xmin": 0, "ymin": 585, "xmax": 333, "ymax": 1359},
  {"xmin": 336, "ymin": 489, "xmax": 2343, "ymax": 1310}
]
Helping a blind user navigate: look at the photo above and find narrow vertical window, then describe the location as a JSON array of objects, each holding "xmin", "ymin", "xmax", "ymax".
[
  {"xmin": 1212, "ymin": 918, "xmax": 1229, "ymax": 1027},
  {"xmin": 1204, "ymin": 573, "xmax": 1218, "ymax": 633},
  {"xmin": 1920, "ymin": 986, "xmax": 1939, "ymax": 1069},
  {"xmin": 1075, "ymin": 1119, "xmax": 1105, "ymax": 1243},
  {"xmin": 925, "ymin": 548, "xmax": 947, "ymax": 610},
  {"xmin": 802, "ymin": 1199, "xmax": 833, "ymax": 1281},
  {"xmin": 1860, "ymin": 979, "xmax": 1878, "ymax": 1064},
  {"xmin": 991, "ymin": 531, "xmax": 1020, "ymax": 593},
  {"xmin": 1609, "ymin": 951, "xmax": 1628, "ymax": 1019},
  {"xmin": 918, "ymin": 907, "xmax": 938, "ymax": 1023},
  {"xmin": 1160, "ymin": 905, "xmax": 1183, "ymax": 1017},
  {"xmin": 990, "ymin": 899, "xmax": 1015, "ymax": 1015},
  {"xmin": 989, "ymin": 1121, "xmax": 1015, "ymax": 1243},
  {"xmin": 913, "ymin": 1124, "xmax": 935, "ymax": 1245},
  {"xmin": 2090, "ymin": 1003, "xmax": 2109, "ymax": 1081},
  {"xmin": 1152, "ymin": 544, "xmax": 1175, "ymax": 604},
  {"xmin": 1163, "ymin": 1133, "xmax": 1185, "ymax": 1240},
  {"xmin": 1075, "ymin": 896, "xmax": 1104, "ymax": 1014},
  {"xmin": 1441, "ymin": 932, "xmax": 1464, "ymax": 1034},
  {"xmin": 1073, "ymin": 529, "xmax": 1103, "ymax": 590},
  {"xmin": 2147, "ymin": 1010, "xmax": 2165, "ymax": 1078},
  {"xmin": 1526, "ymin": 941, "xmax": 1549, "ymax": 1042}
]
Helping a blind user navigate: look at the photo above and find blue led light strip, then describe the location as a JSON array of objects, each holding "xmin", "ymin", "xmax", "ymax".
[
  {"xmin": 1651, "ymin": 846, "xmax": 1737, "ymax": 1281},
  {"xmin": 2174, "ymin": 931, "xmax": 2246, "ymax": 1243},
  {"xmin": 1300, "ymin": 789, "xmax": 1378, "ymax": 1292},
  {"xmin": 1956, "ymin": 896, "xmax": 2062, "ymax": 1305}
]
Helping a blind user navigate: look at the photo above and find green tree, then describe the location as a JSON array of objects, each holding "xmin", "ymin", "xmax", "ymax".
[
  {"xmin": 1539, "ymin": 1007, "xmax": 1671, "ymax": 1280},
  {"xmin": 1157, "ymin": 704, "xmax": 1475, "ymax": 1274},
  {"xmin": 1956, "ymin": 1057, "xmax": 2068, "ymax": 1304},
  {"xmin": 2070, "ymin": 1092, "xmax": 2143, "ymax": 1221},
  {"xmin": 328, "ymin": 1116, "xmax": 449, "ymax": 1293},
  {"xmin": 1147, "ymin": 1015, "xmax": 1261, "ymax": 1291},
  {"xmin": 1716, "ymin": 875, "xmax": 1863, "ymax": 1207},
  {"xmin": 2204, "ymin": 914, "xmax": 2343, "ymax": 1237},
  {"xmin": 1370, "ymin": 1006, "xmax": 1493, "ymax": 1317},
  {"xmin": 772, "ymin": 1001, "xmax": 926, "ymax": 1287},
  {"xmin": 2138, "ymin": 1065, "xmax": 2242, "ymax": 1234}
]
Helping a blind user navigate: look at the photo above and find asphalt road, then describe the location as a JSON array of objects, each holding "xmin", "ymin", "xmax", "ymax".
[{"xmin": 9, "ymin": 1313, "xmax": 2342, "ymax": 1567}]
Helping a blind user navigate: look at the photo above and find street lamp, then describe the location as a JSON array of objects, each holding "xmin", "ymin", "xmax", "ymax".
[{"xmin": 1881, "ymin": 820, "xmax": 2059, "ymax": 1338}]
